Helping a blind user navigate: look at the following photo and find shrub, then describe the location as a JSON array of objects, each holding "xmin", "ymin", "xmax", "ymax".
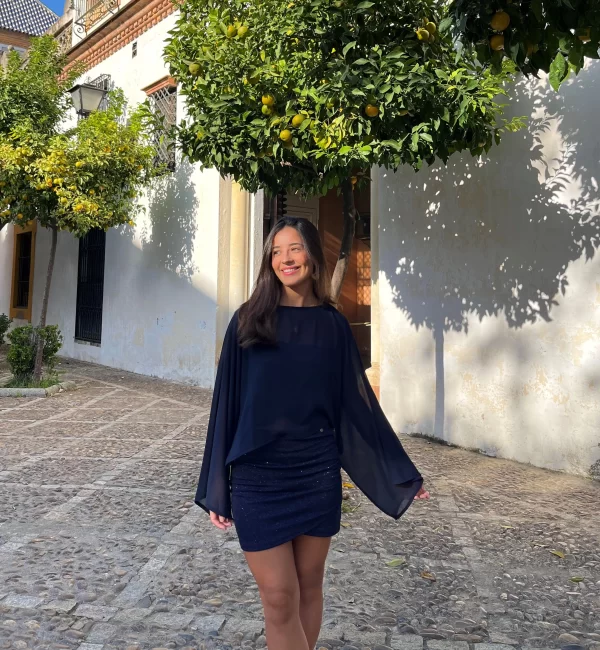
[
  {"xmin": 6, "ymin": 324, "xmax": 63, "ymax": 382},
  {"xmin": 0, "ymin": 314, "xmax": 11, "ymax": 344}
]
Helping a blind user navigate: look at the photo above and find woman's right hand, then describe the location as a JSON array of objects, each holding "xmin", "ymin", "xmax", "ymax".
[{"xmin": 210, "ymin": 511, "xmax": 233, "ymax": 530}]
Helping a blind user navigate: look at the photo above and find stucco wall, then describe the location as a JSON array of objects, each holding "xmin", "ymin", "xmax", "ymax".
[
  {"xmin": 29, "ymin": 14, "xmax": 224, "ymax": 387},
  {"xmin": 374, "ymin": 62, "xmax": 600, "ymax": 478},
  {"xmin": 0, "ymin": 226, "xmax": 14, "ymax": 319}
]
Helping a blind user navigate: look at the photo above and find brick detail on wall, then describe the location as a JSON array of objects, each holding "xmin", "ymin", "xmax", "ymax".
[{"xmin": 65, "ymin": 0, "xmax": 178, "ymax": 74}]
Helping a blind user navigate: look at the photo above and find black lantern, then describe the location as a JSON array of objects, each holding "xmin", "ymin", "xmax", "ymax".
[{"xmin": 68, "ymin": 83, "xmax": 107, "ymax": 117}]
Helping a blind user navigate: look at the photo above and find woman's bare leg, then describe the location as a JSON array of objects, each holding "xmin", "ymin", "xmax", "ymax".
[
  {"xmin": 292, "ymin": 535, "xmax": 332, "ymax": 650},
  {"xmin": 244, "ymin": 542, "xmax": 310, "ymax": 650}
]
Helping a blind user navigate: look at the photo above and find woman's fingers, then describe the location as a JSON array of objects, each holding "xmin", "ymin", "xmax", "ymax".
[
  {"xmin": 209, "ymin": 511, "xmax": 233, "ymax": 530},
  {"xmin": 414, "ymin": 487, "xmax": 430, "ymax": 500}
]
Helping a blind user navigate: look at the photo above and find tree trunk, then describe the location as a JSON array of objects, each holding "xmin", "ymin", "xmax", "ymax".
[
  {"xmin": 33, "ymin": 225, "xmax": 58, "ymax": 382},
  {"xmin": 330, "ymin": 177, "xmax": 359, "ymax": 303}
]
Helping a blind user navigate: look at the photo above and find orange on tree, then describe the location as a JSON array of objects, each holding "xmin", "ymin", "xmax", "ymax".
[
  {"xmin": 425, "ymin": 21, "xmax": 437, "ymax": 35},
  {"xmin": 226, "ymin": 24, "xmax": 238, "ymax": 38},
  {"xmin": 189, "ymin": 63, "xmax": 202, "ymax": 76},
  {"xmin": 237, "ymin": 25, "xmax": 249, "ymax": 37},
  {"xmin": 490, "ymin": 34, "xmax": 505, "ymax": 51},
  {"xmin": 365, "ymin": 104, "xmax": 379, "ymax": 117},
  {"xmin": 261, "ymin": 104, "xmax": 273, "ymax": 116},
  {"xmin": 417, "ymin": 27, "xmax": 430, "ymax": 41},
  {"xmin": 262, "ymin": 94, "xmax": 275, "ymax": 106},
  {"xmin": 291, "ymin": 114, "xmax": 306, "ymax": 127},
  {"xmin": 279, "ymin": 129, "xmax": 293, "ymax": 142},
  {"xmin": 490, "ymin": 11, "xmax": 510, "ymax": 32}
]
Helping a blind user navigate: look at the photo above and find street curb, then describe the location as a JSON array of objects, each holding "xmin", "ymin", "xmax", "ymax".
[{"xmin": 0, "ymin": 380, "xmax": 77, "ymax": 398}]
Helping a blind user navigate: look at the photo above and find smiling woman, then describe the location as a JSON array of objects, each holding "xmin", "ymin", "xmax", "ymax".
[{"xmin": 194, "ymin": 216, "xmax": 428, "ymax": 650}]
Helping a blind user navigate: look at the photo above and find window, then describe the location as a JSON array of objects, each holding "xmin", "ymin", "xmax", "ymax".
[
  {"xmin": 10, "ymin": 221, "xmax": 37, "ymax": 322},
  {"xmin": 75, "ymin": 229, "xmax": 106, "ymax": 345},
  {"xmin": 145, "ymin": 80, "xmax": 177, "ymax": 172}
]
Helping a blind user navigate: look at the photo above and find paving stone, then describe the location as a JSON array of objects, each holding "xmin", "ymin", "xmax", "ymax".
[
  {"xmin": 2, "ymin": 594, "xmax": 44, "ymax": 608},
  {"xmin": 74, "ymin": 605, "xmax": 118, "ymax": 621},
  {"xmin": 86, "ymin": 622, "xmax": 117, "ymax": 643},
  {"xmin": 150, "ymin": 612, "xmax": 195, "ymax": 628},
  {"xmin": 193, "ymin": 615, "xmax": 227, "ymax": 635},
  {"xmin": 427, "ymin": 642, "xmax": 469, "ymax": 650},
  {"xmin": 476, "ymin": 645, "xmax": 518, "ymax": 650},
  {"xmin": 42, "ymin": 598, "xmax": 78, "ymax": 613},
  {"xmin": 77, "ymin": 645, "xmax": 105, "ymax": 650},
  {"xmin": 222, "ymin": 619, "xmax": 265, "ymax": 639},
  {"xmin": 390, "ymin": 635, "xmax": 424, "ymax": 650}
]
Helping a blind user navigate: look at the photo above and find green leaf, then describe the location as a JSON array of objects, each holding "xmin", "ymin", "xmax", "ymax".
[
  {"xmin": 356, "ymin": 1, "xmax": 374, "ymax": 9},
  {"xmin": 338, "ymin": 145, "xmax": 352, "ymax": 155},
  {"xmin": 353, "ymin": 58, "xmax": 370, "ymax": 66},
  {"xmin": 420, "ymin": 133, "xmax": 433, "ymax": 143},
  {"xmin": 549, "ymin": 52, "xmax": 568, "ymax": 91},
  {"xmin": 386, "ymin": 557, "xmax": 407, "ymax": 567},
  {"xmin": 343, "ymin": 41, "xmax": 357, "ymax": 57}
]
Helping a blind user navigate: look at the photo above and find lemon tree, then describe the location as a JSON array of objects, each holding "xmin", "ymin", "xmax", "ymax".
[
  {"xmin": 165, "ymin": 0, "xmax": 522, "ymax": 299},
  {"xmin": 0, "ymin": 37, "xmax": 157, "ymax": 380},
  {"xmin": 445, "ymin": 0, "xmax": 600, "ymax": 90}
]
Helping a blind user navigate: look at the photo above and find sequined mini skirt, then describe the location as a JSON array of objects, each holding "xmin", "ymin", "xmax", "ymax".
[{"xmin": 230, "ymin": 427, "xmax": 342, "ymax": 552}]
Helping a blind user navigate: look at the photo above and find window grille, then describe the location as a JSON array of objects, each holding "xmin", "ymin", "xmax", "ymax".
[{"xmin": 148, "ymin": 85, "xmax": 177, "ymax": 172}]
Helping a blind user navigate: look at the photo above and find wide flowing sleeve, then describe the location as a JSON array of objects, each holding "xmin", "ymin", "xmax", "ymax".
[
  {"xmin": 195, "ymin": 312, "xmax": 243, "ymax": 519},
  {"xmin": 336, "ymin": 314, "xmax": 423, "ymax": 520}
]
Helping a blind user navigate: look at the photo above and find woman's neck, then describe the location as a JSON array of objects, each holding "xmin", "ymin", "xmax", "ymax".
[{"xmin": 279, "ymin": 285, "xmax": 319, "ymax": 307}]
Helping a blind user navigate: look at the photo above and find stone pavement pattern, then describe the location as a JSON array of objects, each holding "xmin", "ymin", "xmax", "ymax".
[{"xmin": 0, "ymin": 355, "xmax": 599, "ymax": 650}]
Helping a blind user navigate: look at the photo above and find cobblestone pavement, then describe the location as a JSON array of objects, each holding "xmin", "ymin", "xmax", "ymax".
[{"xmin": 1, "ymin": 355, "xmax": 599, "ymax": 650}]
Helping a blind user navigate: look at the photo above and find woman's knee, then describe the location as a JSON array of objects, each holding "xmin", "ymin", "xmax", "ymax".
[
  {"xmin": 297, "ymin": 565, "xmax": 325, "ymax": 595},
  {"xmin": 260, "ymin": 585, "xmax": 299, "ymax": 624}
]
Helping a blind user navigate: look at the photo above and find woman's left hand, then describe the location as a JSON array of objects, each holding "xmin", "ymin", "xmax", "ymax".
[{"xmin": 414, "ymin": 487, "xmax": 430, "ymax": 500}]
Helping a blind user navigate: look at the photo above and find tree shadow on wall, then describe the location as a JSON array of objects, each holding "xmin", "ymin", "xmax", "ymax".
[
  {"xmin": 139, "ymin": 159, "xmax": 200, "ymax": 279},
  {"xmin": 378, "ymin": 62, "xmax": 600, "ymax": 444}
]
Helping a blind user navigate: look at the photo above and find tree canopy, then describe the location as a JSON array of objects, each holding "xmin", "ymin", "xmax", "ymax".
[
  {"xmin": 445, "ymin": 0, "xmax": 600, "ymax": 90},
  {"xmin": 165, "ymin": 0, "xmax": 523, "ymax": 199}
]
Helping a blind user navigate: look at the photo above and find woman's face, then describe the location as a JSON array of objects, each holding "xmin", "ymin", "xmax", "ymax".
[{"xmin": 271, "ymin": 226, "xmax": 314, "ymax": 291}]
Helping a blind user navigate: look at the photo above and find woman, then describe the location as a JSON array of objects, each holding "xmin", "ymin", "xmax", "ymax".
[{"xmin": 196, "ymin": 217, "xmax": 428, "ymax": 650}]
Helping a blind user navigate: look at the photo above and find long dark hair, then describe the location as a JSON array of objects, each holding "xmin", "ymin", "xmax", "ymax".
[{"xmin": 238, "ymin": 217, "xmax": 333, "ymax": 347}]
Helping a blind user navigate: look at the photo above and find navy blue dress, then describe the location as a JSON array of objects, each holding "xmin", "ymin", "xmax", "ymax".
[{"xmin": 195, "ymin": 304, "xmax": 423, "ymax": 552}]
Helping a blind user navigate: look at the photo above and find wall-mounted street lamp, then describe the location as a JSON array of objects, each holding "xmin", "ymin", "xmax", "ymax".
[{"xmin": 68, "ymin": 82, "xmax": 108, "ymax": 117}]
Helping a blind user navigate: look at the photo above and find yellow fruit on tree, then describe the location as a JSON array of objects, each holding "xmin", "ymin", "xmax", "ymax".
[
  {"xmin": 292, "ymin": 114, "xmax": 306, "ymax": 127},
  {"xmin": 189, "ymin": 63, "xmax": 201, "ymax": 76},
  {"xmin": 46, "ymin": 179, "xmax": 53, "ymax": 187},
  {"xmin": 75, "ymin": 161, "xmax": 84, "ymax": 168},
  {"xmin": 365, "ymin": 104, "xmax": 379, "ymax": 117},
  {"xmin": 237, "ymin": 24, "xmax": 249, "ymax": 37},
  {"xmin": 490, "ymin": 11, "xmax": 510, "ymax": 32},
  {"xmin": 577, "ymin": 27, "xmax": 591, "ymax": 43},
  {"xmin": 227, "ymin": 24, "xmax": 238, "ymax": 38},
  {"xmin": 17, "ymin": 213, "xmax": 23, "ymax": 219},
  {"xmin": 280, "ymin": 129, "xmax": 293, "ymax": 142},
  {"xmin": 60, "ymin": 197, "xmax": 68, "ymax": 204},
  {"xmin": 262, "ymin": 94, "xmax": 275, "ymax": 106},
  {"xmin": 262, "ymin": 105, "xmax": 273, "ymax": 116},
  {"xmin": 417, "ymin": 28, "xmax": 430, "ymax": 41},
  {"xmin": 490, "ymin": 34, "xmax": 505, "ymax": 51},
  {"xmin": 425, "ymin": 21, "xmax": 437, "ymax": 35}
]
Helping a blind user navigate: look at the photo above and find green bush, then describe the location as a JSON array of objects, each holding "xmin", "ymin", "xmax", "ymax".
[
  {"xmin": 6, "ymin": 324, "xmax": 63, "ymax": 381},
  {"xmin": 0, "ymin": 314, "xmax": 11, "ymax": 344}
]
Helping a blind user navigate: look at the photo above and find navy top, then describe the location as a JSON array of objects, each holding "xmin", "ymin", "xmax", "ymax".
[{"xmin": 195, "ymin": 303, "xmax": 423, "ymax": 520}]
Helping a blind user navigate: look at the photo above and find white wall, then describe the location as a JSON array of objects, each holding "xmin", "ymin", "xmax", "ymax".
[
  {"xmin": 374, "ymin": 62, "xmax": 600, "ymax": 478},
  {"xmin": 31, "ymin": 14, "xmax": 224, "ymax": 387},
  {"xmin": 0, "ymin": 226, "xmax": 14, "ymax": 318}
]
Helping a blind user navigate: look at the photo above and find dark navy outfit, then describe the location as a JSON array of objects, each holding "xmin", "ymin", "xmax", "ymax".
[{"xmin": 195, "ymin": 304, "xmax": 423, "ymax": 552}]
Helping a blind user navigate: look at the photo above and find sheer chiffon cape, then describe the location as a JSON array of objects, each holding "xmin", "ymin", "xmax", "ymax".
[{"xmin": 195, "ymin": 304, "xmax": 423, "ymax": 520}]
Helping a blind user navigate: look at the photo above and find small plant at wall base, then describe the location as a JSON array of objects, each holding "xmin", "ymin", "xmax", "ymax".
[
  {"xmin": 0, "ymin": 36, "xmax": 160, "ymax": 382},
  {"xmin": 165, "ymin": 0, "xmax": 523, "ymax": 300},
  {"xmin": 0, "ymin": 314, "xmax": 12, "ymax": 344},
  {"xmin": 5, "ymin": 325, "xmax": 63, "ymax": 387}
]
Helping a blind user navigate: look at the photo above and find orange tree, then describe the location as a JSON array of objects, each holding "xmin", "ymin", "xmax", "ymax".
[
  {"xmin": 0, "ymin": 38, "xmax": 158, "ymax": 381},
  {"xmin": 165, "ymin": 0, "xmax": 523, "ymax": 300},
  {"xmin": 444, "ymin": 0, "xmax": 600, "ymax": 90}
]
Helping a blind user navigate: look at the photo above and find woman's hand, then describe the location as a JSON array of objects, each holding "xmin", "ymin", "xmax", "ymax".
[
  {"xmin": 210, "ymin": 511, "xmax": 233, "ymax": 530},
  {"xmin": 414, "ymin": 487, "xmax": 430, "ymax": 500}
]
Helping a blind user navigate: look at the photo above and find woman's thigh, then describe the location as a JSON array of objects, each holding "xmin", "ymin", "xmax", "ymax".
[
  {"xmin": 292, "ymin": 535, "xmax": 332, "ymax": 592},
  {"xmin": 244, "ymin": 542, "xmax": 301, "ymax": 613}
]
